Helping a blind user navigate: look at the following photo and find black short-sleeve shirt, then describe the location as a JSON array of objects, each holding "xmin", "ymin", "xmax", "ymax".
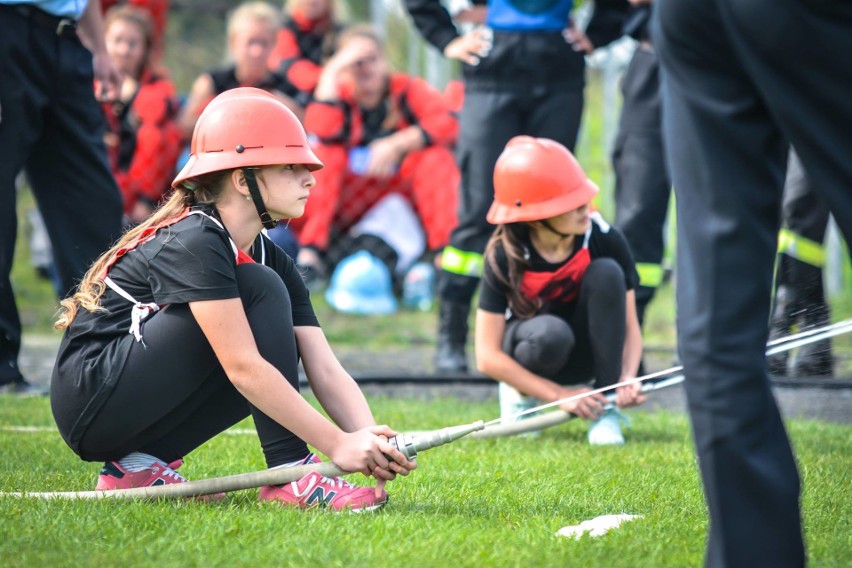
[
  {"xmin": 52, "ymin": 208, "xmax": 318, "ymax": 422},
  {"xmin": 478, "ymin": 214, "xmax": 639, "ymax": 321}
]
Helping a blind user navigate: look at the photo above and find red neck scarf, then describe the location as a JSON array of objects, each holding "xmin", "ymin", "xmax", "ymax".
[{"xmin": 519, "ymin": 230, "xmax": 592, "ymax": 304}]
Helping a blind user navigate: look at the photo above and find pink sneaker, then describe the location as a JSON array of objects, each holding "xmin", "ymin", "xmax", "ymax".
[
  {"xmin": 96, "ymin": 458, "xmax": 225, "ymax": 501},
  {"xmin": 259, "ymin": 454, "xmax": 388, "ymax": 512}
]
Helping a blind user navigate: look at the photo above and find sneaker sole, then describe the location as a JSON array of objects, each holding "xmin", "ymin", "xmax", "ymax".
[{"xmin": 347, "ymin": 501, "xmax": 388, "ymax": 514}]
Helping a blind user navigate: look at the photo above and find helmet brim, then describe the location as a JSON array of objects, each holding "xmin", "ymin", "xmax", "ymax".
[
  {"xmin": 486, "ymin": 179, "xmax": 599, "ymax": 224},
  {"xmin": 172, "ymin": 146, "xmax": 323, "ymax": 189}
]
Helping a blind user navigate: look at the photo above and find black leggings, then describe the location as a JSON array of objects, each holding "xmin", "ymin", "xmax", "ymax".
[
  {"xmin": 502, "ymin": 259, "xmax": 627, "ymax": 388},
  {"xmin": 78, "ymin": 264, "xmax": 308, "ymax": 468}
]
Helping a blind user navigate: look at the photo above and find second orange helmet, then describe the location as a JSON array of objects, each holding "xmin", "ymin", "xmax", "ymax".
[{"xmin": 487, "ymin": 136, "xmax": 598, "ymax": 224}]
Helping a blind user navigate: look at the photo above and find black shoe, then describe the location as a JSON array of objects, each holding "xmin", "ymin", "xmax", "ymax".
[
  {"xmin": 435, "ymin": 301, "xmax": 470, "ymax": 373},
  {"xmin": 767, "ymin": 353, "xmax": 789, "ymax": 377},
  {"xmin": 0, "ymin": 379, "xmax": 48, "ymax": 397},
  {"xmin": 435, "ymin": 341, "xmax": 468, "ymax": 373},
  {"xmin": 790, "ymin": 342, "xmax": 834, "ymax": 378}
]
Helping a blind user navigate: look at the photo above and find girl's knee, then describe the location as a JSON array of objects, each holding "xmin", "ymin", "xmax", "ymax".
[
  {"xmin": 582, "ymin": 258, "xmax": 626, "ymax": 294},
  {"xmin": 236, "ymin": 263, "xmax": 291, "ymax": 311},
  {"xmin": 510, "ymin": 315, "xmax": 574, "ymax": 376}
]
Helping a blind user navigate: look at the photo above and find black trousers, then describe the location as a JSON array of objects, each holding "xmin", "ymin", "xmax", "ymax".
[
  {"xmin": 503, "ymin": 259, "xmax": 626, "ymax": 389},
  {"xmin": 438, "ymin": 84, "xmax": 584, "ymax": 305},
  {"xmin": 72, "ymin": 264, "xmax": 308, "ymax": 468},
  {"xmin": 0, "ymin": 5, "xmax": 123, "ymax": 385},
  {"xmin": 655, "ymin": 1, "xmax": 852, "ymax": 566},
  {"xmin": 612, "ymin": 45, "xmax": 671, "ymax": 325},
  {"xmin": 777, "ymin": 149, "xmax": 832, "ymax": 327}
]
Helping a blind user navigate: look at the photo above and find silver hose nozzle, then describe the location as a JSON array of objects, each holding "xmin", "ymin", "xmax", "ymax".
[{"xmin": 389, "ymin": 420, "xmax": 486, "ymax": 460}]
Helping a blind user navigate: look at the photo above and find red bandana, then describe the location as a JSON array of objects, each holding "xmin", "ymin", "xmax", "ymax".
[{"xmin": 520, "ymin": 247, "xmax": 591, "ymax": 304}]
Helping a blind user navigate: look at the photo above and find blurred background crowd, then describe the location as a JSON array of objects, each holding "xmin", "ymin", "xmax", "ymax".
[{"xmin": 11, "ymin": 0, "xmax": 849, "ymax": 383}]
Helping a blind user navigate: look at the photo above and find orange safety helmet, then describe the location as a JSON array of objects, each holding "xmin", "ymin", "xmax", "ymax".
[
  {"xmin": 173, "ymin": 87, "xmax": 322, "ymax": 189},
  {"xmin": 487, "ymin": 136, "xmax": 598, "ymax": 224}
]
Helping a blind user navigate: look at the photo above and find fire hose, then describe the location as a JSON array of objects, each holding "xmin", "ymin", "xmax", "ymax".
[
  {"xmin": 4, "ymin": 319, "xmax": 848, "ymax": 500},
  {"xmin": 3, "ymin": 421, "xmax": 485, "ymax": 501},
  {"xmin": 472, "ymin": 318, "xmax": 852, "ymax": 439}
]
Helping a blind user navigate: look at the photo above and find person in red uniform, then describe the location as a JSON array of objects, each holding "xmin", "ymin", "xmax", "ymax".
[
  {"xmin": 475, "ymin": 137, "xmax": 645, "ymax": 445},
  {"xmin": 295, "ymin": 24, "xmax": 459, "ymax": 283},
  {"xmin": 268, "ymin": 0, "xmax": 343, "ymax": 105},
  {"xmin": 102, "ymin": 5, "xmax": 181, "ymax": 224}
]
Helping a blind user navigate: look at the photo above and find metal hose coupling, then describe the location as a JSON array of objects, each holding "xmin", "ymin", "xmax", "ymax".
[{"xmin": 388, "ymin": 420, "xmax": 486, "ymax": 460}]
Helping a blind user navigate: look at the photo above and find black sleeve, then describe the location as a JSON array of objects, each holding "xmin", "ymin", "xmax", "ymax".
[
  {"xmin": 585, "ymin": 0, "xmax": 631, "ymax": 49},
  {"xmin": 260, "ymin": 236, "xmax": 320, "ymax": 328},
  {"xmin": 148, "ymin": 226, "xmax": 240, "ymax": 305},
  {"xmin": 404, "ymin": 0, "xmax": 460, "ymax": 53},
  {"xmin": 594, "ymin": 226, "xmax": 640, "ymax": 292},
  {"xmin": 477, "ymin": 246, "xmax": 510, "ymax": 314}
]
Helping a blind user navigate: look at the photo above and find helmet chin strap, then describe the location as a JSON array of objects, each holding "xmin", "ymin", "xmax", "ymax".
[
  {"xmin": 242, "ymin": 168, "xmax": 279, "ymax": 230},
  {"xmin": 539, "ymin": 219, "xmax": 574, "ymax": 239}
]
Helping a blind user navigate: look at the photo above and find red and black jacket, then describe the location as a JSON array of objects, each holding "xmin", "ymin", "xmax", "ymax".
[
  {"xmin": 305, "ymin": 73, "xmax": 458, "ymax": 148},
  {"xmin": 268, "ymin": 11, "xmax": 344, "ymax": 101},
  {"xmin": 101, "ymin": 70, "xmax": 182, "ymax": 213}
]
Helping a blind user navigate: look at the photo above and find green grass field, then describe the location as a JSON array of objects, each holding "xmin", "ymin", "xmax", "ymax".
[
  {"xmin": 0, "ymin": 396, "xmax": 849, "ymax": 567},
  {"xmin": 5, "ymin": 41, "xmax": 850, "ymax": 567}
]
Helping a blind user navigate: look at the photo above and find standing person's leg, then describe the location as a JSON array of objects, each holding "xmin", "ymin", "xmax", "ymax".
[
  {"xmin": 718, "ymin": 0, "xmax": 852, "ymax": 248},
  {"xmin": 722, "ymin": 0, "xmax": 852, "ymax": 378},
  {"xmin": 612, "ymin": 47, "xmax": 670, "ymax": 326},
  {"xmin": 27, "ymin": 34, "xmax": 123, "ymax": 298},
  {"xmin": 774, "ymin": 150, "xmax": 833, "ymax": 377},
  {"xmin": 436, "ymin": 89, "xmax": 522, "ymax": 372},
  {"xmin": 655, "ymin": 1, "xmax": 804, "ymax": 566},
  {"xmin": 75, "ymin": 264, "xmax": 307, "ymax": 468},
  {"xmin": 525, "ymin": 83, "xmax": 584, "ymax": 153},
  {"xmin": 0, "ymin": 13, "xmax": 46, "ymax": 389}
]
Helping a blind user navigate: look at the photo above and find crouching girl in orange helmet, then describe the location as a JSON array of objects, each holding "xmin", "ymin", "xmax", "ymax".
[
  {"xmin": 475, "ymin": 136, "xmax": 647, "ymax": 445},
  {"xmin": 50, "ymin": 87, "xmax": 415, "ymax": 511}
]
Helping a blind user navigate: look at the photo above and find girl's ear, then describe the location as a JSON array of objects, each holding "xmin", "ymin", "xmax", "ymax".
[{"xmin": 231, "ymin": 169, "xmax": 250, "ymax": 197}]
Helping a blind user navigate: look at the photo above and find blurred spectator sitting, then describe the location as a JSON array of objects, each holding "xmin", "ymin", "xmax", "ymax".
[
  {"xmin": 101, "ymin": 0, "xmax": 169, "ymax": 63},
  {"xmin": 177, "ymin": 0, "xmax": 305, "ymax": 259},
  {"xmin": 177, "ymin": 0, "xmax": 305, "ymax": 142},
  {"xmin": 102, "ymin": 5, "xmax": 182, "ymax": 225},
  {"xmin": 268, "ymin": 0, "xmax": 345, "ymax": 106},
  {"xmin": 294, "ymin": 24, "xmax": 460, "ymax": 290}
]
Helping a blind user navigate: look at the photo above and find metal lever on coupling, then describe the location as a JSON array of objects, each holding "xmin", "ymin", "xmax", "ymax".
[{"xmin": 388, "ymin": 433, "xmax": 419, "ymax": 461}]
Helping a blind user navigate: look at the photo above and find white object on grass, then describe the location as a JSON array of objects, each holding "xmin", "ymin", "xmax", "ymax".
[{"xmin": 556, "ymin": 514, "xmax": 642, "ymax": 539}]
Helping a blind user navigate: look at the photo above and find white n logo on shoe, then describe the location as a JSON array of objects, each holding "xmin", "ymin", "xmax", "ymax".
[
  {"xmin": 291, "ymin": 475, "xmax": 337, "ymax": 506},
  {"xmin": 306, "ymin": 487, "xmax": 337, "ymax": 506}
]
